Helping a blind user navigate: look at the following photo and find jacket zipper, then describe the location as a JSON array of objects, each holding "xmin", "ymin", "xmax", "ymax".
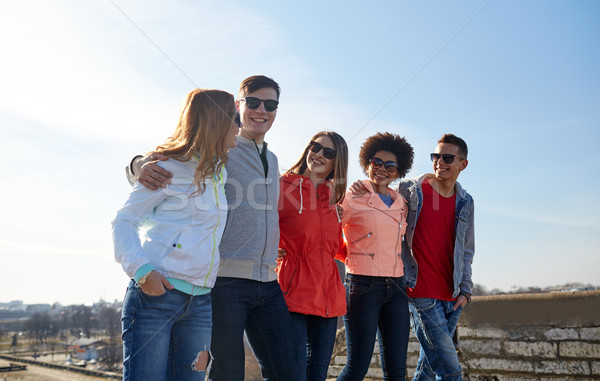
[
  {"xmin": 393, "ymin": 220, "xmax": 402, "ymax": 274},
  {"xmin": 350, "ymin": 231, "xmax": 372, "ymax": 244},
  {"xmin": 253, "ymin": 141, "xmax": 269, "ymax": 280},
  {"xmin": 371, "ymin": 204, "xmax": 404, "ymax": 275},
  {"xmin": 260, "ymin": 178, "xmax": 268, "ymax": 279},
  {"xmin": 349, "ymin": 231, "xmax": 374, "ymax": 257},
  {"xmin": 316, "ymin": 190, "xmax": 330, "ymax": 317},
  {"xmin": 350, "ymin": 252, "xmax": 375, "ymax": 257},
  {"xmin": 204, "ymin": 172, "xmax": 223, "ymax": 286}
]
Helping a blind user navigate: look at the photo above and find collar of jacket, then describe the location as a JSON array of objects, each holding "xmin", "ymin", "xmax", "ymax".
[
  {"xmin": 415, "ymin": 173, "xmax": 468, "ymax": 199},
  {"xmin": 236, "ymin": 134, "xmax": 268, "ymax": 148},
  {"xmin": 282, "ymin": 172, "xmax": 334, "ymax": 216},
  {"xmin": 282, "ymin": 172, "xmax": 332, "ymax": 193},
  {"xmin": 359, "ymin": 179, "xmax": 406, "ymax": 214}
]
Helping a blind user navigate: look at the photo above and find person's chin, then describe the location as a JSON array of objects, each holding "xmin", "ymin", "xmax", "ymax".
[{"xmin": 256, "ymin": 124, "xmax": 273, "ymax": 135}]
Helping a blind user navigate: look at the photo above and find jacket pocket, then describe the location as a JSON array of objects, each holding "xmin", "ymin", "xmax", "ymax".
[
  {"xmin": 350, "ymin": 231, "xmax": 372, "ymax": 244},
  {"xmin": 278, "ymin": 262, "xmax": 298, "ymax": 295},
  {"xmin": 282, "ymin": 268, "xmax": 297, "ymax": 295}
]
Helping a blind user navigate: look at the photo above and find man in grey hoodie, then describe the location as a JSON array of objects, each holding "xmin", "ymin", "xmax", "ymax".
[{"xmin": 128, "ymin": 75, "xmax": 299, "ymax": 380}]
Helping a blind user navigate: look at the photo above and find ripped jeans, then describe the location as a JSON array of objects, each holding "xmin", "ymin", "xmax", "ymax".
[
  {"xmin": 409, "ymin": 298, "xmax": 463, "ymax": 381},
  {"xmin": 121, "ymin": 280, "xmax": 213, "ymax": 381}
]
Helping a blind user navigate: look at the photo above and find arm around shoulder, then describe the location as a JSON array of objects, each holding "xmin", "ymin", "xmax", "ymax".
[
  {"xmin": 125, "ymin": 155, "xmax": 144, "ymax": 185},
  {"xmin": 125, "ymin": 153, "xmax": 173, "ymax": 190}
]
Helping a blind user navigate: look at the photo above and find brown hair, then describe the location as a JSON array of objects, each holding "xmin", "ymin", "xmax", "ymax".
[
  {"xmin": 156, "ymin": 89, "xmax": 237, "ymax": 194},
  {"xmin": 287, "ymin": 131, "xmax": 348, "ymax": 204},
  {"xmin": 438, "ymin": 133, "xmax": 468, "ymax": 159},
  {"xmin": 238, "ymin": 75, "xmax": 281, "ymax": 99},
  {"xmin": 358, "ymin": 132, "xmax": 414, "ymax": 179}
]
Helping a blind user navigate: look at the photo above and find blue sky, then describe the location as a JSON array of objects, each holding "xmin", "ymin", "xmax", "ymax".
[{"xmin": 1, "ymin": 1, "xmax": 598, "ymax": 305}]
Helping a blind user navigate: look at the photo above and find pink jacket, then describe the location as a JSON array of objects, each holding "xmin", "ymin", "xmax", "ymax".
[{"xmin": 336, "ymin": 180, "xmax": 408, "ymax": 277}]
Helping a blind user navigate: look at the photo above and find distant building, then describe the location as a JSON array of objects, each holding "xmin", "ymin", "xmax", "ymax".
[
  {"xmin": 70, "ymin": 338, "xmax": 105, "ymax": 361},
  {"xmin": 25, "ymin": 304, "xmax": 52, "ymax": 313},
  {"xmin": 0, "ymin": 300, "xmax": 25, "ymax": 311}
]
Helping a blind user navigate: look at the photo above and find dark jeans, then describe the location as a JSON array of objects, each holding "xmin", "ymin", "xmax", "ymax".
[
  {"xmin": 208, "ymin": 277, "xmax": 300, "ymax": 381},
  {"xmin": 290, "ymin": 312, "xmax": 338, "ymax": 381},
  {"xmin": 337, "ymin": 274, "xmax": 409, "ymax": 381}
]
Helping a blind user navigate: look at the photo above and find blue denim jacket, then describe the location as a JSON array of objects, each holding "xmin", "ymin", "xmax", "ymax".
[{"xmin": 397, "ymin": 174, "xmax": 475, "ymax": 298}]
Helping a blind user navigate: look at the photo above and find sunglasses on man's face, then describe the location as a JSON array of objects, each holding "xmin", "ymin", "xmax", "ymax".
[
  {"xmin": 309, "ymin": 141, "xmax": 336, "ymax": 160},
  {"xmin": 430, "ymin": 153, "xmax": 459, "ymax": 164},
  {"xmin": 369, "ymin": 157, "xmax": 398, "ymax": 173},
  {"xmin": 239, "ymin": 97, "xmax": 279, "ymax": 112}
]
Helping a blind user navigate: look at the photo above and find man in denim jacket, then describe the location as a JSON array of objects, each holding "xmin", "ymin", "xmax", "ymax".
[{"xmin": 398, "ymin": 134, "xmax": 474, "ymax": 381}]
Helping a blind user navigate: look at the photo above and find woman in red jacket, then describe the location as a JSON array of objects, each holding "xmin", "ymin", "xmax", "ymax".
[{"xmin": 276, "ymin": 131, "xmax": 348, "ymax": 381}]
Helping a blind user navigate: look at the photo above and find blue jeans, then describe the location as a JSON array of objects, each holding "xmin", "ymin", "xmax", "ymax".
[
  {"xmin": 208, "ymin": 277, "xmax": 300, "ymax": 381},
  {"xmin": 121, "ymin": 281, "xmax": 212, "ymax": 381},
  {"xmin": 409, "ymin": 298, "xmax": 463, "ymax": 381},
  {"xmin": 290, "ymin": 312, "xmax": 338, "ymax": 381},
  {"xmin": 337, "ymin": 274, "xmax": 409, "ymax": 381}
]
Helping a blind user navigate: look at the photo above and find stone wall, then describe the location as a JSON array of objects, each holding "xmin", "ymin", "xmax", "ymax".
[{"xmin": 328, "ymin": 290, "xmax": 600, "ymax": 380}]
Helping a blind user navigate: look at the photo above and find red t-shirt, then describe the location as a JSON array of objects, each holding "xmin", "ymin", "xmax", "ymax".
[{"xmin": 407, "ymin": 180, "xmax": 456, "ymax": 301}]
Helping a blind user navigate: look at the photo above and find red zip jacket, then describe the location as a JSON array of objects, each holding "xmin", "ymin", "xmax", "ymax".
[{"xmin": 276, "ymin": 172, "xmax": 346, "ymax": 318}]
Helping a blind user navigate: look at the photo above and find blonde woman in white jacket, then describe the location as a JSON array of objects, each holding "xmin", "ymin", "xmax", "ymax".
[{"xmin": 112, "ymin": 89, "xmax": 239, "ymax": 381}]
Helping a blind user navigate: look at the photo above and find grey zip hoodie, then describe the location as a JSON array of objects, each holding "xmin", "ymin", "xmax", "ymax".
[{"xmin": 218, "ymin": 135, "xmax": 280, "ymax": 281}]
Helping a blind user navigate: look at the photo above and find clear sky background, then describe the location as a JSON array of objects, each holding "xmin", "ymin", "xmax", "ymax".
[{"xmin": 1, "ymin": 1, "xmax": 598, "ymax": 306}]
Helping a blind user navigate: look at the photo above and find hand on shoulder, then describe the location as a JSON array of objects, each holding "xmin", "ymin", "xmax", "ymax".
[
  {"xmin": 348, "ymin": 180, "xmax": 368, "ymax": 196},
  {"xmin": 137, "ymin": 153, "xmax": 173, "ymax": 190}
]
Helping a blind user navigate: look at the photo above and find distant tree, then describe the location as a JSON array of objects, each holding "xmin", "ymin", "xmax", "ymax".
[
  {"xmin": 24, "ymin": 312, "xmax": 53, "ymax": 344},
  {"xmin": 12, "ymin": 333, "xmax": 18, "ymax": 354},
  {"xmin": 471, "ymin": 283, "xmax": 488, "ymax": 296},
  {"xmin": 553, "ymin": 282, "xmax": 598, "ymax": 291},
  {"xmin": 97, "ymin": 305, "xmax": 122, "ymax": 371},
  {"xmin": 71, "ymin": 305, "xmax": 94, "ymax": 338}
]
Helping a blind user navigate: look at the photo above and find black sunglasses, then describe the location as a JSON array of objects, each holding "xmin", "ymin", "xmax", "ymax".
[
  {"xmin": 234, "ymin": 113, "xmax": 241, "ymax": 127},
  {"xmin": 309, "ymin": 141, "xmax": 336, "ymax": 160},
  {"xmin": 239, "ymin": 96, "xmax": 279, "ymax": 112},
  {"xmin": 430, "ymin": 153, "xmax": 459, "ymax": 164},
  {"xmin": 369, "ymin": 157, "xmax": 398, "ymax": 173}
]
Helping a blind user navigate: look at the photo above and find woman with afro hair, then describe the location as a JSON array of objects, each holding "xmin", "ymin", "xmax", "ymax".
[{"xmin": 335, "ymin": 132, "xmax": 417, "ymax": 381}]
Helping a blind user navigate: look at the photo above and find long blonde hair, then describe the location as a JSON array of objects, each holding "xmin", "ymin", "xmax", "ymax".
[
  {"xmin": 287, "ymin": 131, "xmax": 348, "ymax": 204},
  {"xmin": 156, "ymin": 89, "xmax": 237, "ymax": 194}
]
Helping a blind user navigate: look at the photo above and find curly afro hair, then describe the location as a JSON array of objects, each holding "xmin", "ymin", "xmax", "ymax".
[{"xmin": 359, "ymin": 132, "xmax": 414, "ymax": 178}]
